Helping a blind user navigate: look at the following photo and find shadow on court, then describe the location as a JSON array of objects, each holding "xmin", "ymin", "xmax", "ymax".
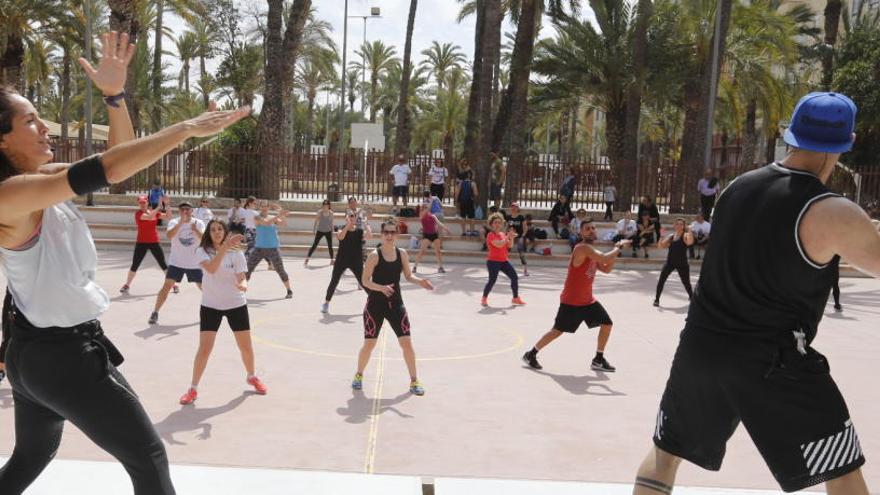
[
  {"xmin": 526, "ymin": 368, "xmax": 626, "ymax": 397},
  {"xmin": 336, "ymin": 390, "xmax": 414, "ymax": 425},
  {"xmin": 154, "ymin": 392, "xmax": 253, "ymax": 446},
  {"xmin": 134, "ymin": 322, "xmax": 198, "ymax": 341}
]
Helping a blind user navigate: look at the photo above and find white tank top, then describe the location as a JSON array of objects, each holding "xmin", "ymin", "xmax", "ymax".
[{"xmin": 0, "ymin": 201, "xmax": 109, "ymax": 328}]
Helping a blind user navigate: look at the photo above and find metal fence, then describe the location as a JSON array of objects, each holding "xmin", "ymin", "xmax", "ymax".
[{"xmin": 51, "ymin": 138, "xmax": 879, "ymax": 214}]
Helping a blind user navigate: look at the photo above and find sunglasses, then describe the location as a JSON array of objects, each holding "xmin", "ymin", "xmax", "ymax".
[{"xmin": 381, "ymin": 230, "xmax": 397, "ymax": 235}]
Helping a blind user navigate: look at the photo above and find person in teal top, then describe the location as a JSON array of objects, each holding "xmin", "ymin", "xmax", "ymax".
[{"xmin": 246, "ymin": 201, "xmax": 292, "ymax": 299}]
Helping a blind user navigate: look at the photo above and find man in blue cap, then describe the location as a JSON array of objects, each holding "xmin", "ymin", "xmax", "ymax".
[{"xmin": 632, "ymin": 92, "xmax": 879, "ymax": 494}]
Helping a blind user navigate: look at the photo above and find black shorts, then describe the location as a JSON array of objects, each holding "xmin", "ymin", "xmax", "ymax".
[
  {"xmin": 363, "ymin": 297, "xmax": 411, "ymax": 339},
  {"xmin": 653, "ymin": 326, "xmax": 864, "ymax": 492},
  {"xmin": 490, "ymin": 183, "xmax": 502, "ymax": 201},
  {"xmin": 459, "ymin": 200, "xmax": 475, "ymax": 219},
  {"xmin": 553, "ymin": 302, "xmax": 613, "ymax": 333},
  {"xmin": 423, "ymin": 233, "xmax": 439, "ymax": 243},
  {"xmin": 393, "ymin": 185, "xmax": 409, "ymax": 198},
  {"xmin": 200, "ymin": 305, "xmax": 250, "ymax": 332},
  {"xmin": 166, "ymin": 265, "xmax": 203, "ymax": 283}
]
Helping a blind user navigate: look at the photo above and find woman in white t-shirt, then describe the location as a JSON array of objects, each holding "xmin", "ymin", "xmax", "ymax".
[
  {"xmin": 178, "ymin": 220, "xmax": 267, "ymax": 405},
  {"xmin": 240, "ymin": 196, "xmax": 259, "ymax": 255},
  {"xmin": 429, "ymin": 159, "xmax": 449, "ymax": 201}
]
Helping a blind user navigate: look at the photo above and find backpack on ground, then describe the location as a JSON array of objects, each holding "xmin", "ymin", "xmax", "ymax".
[
  {"xmin": 535, "ymin": 228, "xmax": 548, "ymax": 240},
  {"xmin": 399, "ymin": 207, "xmax": 417, "ymax": 217}
]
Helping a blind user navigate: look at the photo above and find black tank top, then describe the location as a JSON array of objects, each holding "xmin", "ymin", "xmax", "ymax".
[
  {"xmin": 665, "ymin": 233, "xmax": 688, "ymax": 266},
  {"xmin": 369, "ymin": 247, "xmax": 403, "ymax": 303},
  {"xmin": 687, "ymin": 163, "xmax": 839, "ymax": 342},
  {"xmin": 338, "ymin": 227, "xmax": 363, "ymax": 258}
]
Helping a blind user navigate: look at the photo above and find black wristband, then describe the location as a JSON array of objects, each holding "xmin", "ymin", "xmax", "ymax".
[
  {"xmin": 67, "ymin": 155, "xmax": 110, "ymax": 196},
  {"xmin": 103, "ymin": 92, "xmax": 125, "ymax": 108}
]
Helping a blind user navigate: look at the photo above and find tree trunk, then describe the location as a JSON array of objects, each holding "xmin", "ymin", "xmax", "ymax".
[
  {"xmin": 568, "ymin": 101, "xmax": 578, "ymax": 158},
  {"xmin": 464, "ymin": 0, "xmax": 485, "ymax": 171},
  {"xmin": 558, "ymin": 110, "xmax": 569, "ymax": 156},
  {"xmin": 605, "ymin": 105, "xmax": 628, "ymax": 197},
  {"xmin": 183, "ymin": 60, "xmax": 190, "ymax": 95},
  {"xmin": 501, "ymin": 0, "xmax": 539, "ymax": 206},
  {"xmin": 675, "ymin": 0, "xmax": 732, "ymax": 213},
  {"xmin": 60, "ymin": 49, "xmax": 72, "ymax": 142},
  {"xmin": 108, "ymin": 0, "xmax": 140, "ymax": 192},
  {"xmin": 741, "ymin": 98, "xmax": 757, "ymax": 168},
  {"xmin": 765, "ymin": 130, "xmax": 778, "ymax": 163},
  {"xmin": 393, "ymin": 0, "xmax": 417, "ymax": 155},
  {"xmin": 369, "ymin": 74, "xmax": 379, "ymax": 123},
  {"xmin": 619, "ymin": 0, "xmax": 652, "ymax": 212},
  {"xmin": 0, "ymin": 32, "xmax": 25, "ymax": 91},
  {"xmin": 151, "ymin": 0, "xmax": 165, "ymax": 132},
  {"xmin": 257, "ymin": 0, "xmax": 312, "ymax": 199},
  {"xmin": 199, "ymin": 55, "xmax": 209, "ymax": 107},
  {"xmin": 821, "ymin": 0, "xmax": 842, "ymax": 91},
  {"xmin": 477, "ymin": 0, "xmax": 502, "ymax": 210},
  {"xmin": 305, "ymin": 92, "xmax": 316, "ymax": 151}
]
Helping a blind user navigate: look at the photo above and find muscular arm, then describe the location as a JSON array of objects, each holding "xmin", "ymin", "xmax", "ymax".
[
  {"xmin": 800, "ymin": 197, "xmax": 880, "ymax": 277},
  {"xmin": 361, "ymin": 252, "xmax": 382, "ymax": 291},
  {"xmin": 576, "ymin": 243, "xmax": 622, "ymax": 266},
  {"xmin": 106, "ymin": 100, "xmax": 135, "ymax": 149}
]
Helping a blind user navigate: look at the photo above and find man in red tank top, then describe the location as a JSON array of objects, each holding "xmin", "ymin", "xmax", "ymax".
[{"xmin": 522, "ymin": 218, "xmax": 631, "ymax": 372}]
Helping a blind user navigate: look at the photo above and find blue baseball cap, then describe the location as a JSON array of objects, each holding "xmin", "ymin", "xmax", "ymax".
[{"xmin": 783, "ymin": 92, "xmax": 857, "ymax": 153}]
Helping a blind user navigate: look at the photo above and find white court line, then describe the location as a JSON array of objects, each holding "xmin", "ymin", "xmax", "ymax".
[{"xmin": 0, "ymin": 457, "xmax": 818, "ymax": 495}]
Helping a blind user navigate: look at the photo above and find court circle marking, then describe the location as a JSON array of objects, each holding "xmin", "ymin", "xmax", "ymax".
[{"xmin": 251, "ymin": 316, "xmax": 524, "ymax": 362}]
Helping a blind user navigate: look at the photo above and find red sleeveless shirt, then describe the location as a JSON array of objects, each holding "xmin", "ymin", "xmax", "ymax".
[{"xmin": 560, "ymin": 248, "xmax": 598, "ymax": 306}]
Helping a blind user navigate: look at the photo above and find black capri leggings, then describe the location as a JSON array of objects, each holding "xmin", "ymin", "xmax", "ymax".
[
  {"xmin": 130, "ymin": 242, "xmax": 168, "ymax": 272},
  {"xmin": 325, "ymin": 256, "xmax": 364, "ymax": 301},
  {"xmin": 655, "ymin": 262, "xmax": 693, "ymax": 301},
  {"xmin": 430, "ymin": 183, "xmax": 445, "ymax": 201},
  {"xmin": 0, "ymin": 314, "xmax": 175, "ymax": 494},
  {"xmin": 0, "ymin": 289, "xmax": 11, "ymax": 365},
  {"xmin": 246, "ymin": 248, "xmax": 289, "ymax": 282},
  {"xmin": 307, "ymin": 231, "xmax": 334, "ymax": 259},
  {"xmin": 483, "ymin": 260, "xmax": 519, "ymax": 298}
]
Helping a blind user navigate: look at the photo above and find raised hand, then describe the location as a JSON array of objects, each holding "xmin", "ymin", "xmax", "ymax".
[
  {"xmin": 224, "ymin": 234, "xmax": 245, "ymax": 250},
  {"xmin": 77, "ymin": 31, "xmax": 136, "ymax": 96},
  {"xmin": 184, "ymin": 105, "xmax": 251, "ymax": 138}
]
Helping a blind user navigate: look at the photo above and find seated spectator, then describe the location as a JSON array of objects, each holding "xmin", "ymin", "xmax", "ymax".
[
  {"xmin": 688, "ymin": 212, "xmax": 711, "ymax": 259},
  {"xmin": 568, "ymin": 208, "xmax": 589, "ymax": 250},
  {"xmin": 548, "ymin": 194, "xmax": 573, "ymax": 238},
  {"xmin": 613, "ymin": 211, "xmax": 639, "ymax": 257},
  {"xmin": 637, "ymin": 195, "xmax": 661, "ymax": 240},
  {"xmin": 522, "ymin": 214, "xmax": 537, "ymax": 254},
  {"xmin": 636, "ymin": 211, "xmax": 657, "ymax": 258}
]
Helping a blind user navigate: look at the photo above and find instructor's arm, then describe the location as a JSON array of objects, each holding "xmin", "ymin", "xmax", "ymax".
[{"xmin": 800, "ymin": 197, "xmax": 880, "ymax": 277}]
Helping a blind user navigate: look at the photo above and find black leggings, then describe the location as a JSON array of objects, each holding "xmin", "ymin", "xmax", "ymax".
[
  {"xmin": 430, "ymin": 183, "xmax": 445, "ymax": 201},
  {"xmin": 307, "ymin": 231, "xmax": 334, "ymax": 259},
  {"xmin": 325, "ymin": 256, "xmax": 364, "ymax": 301},
  {"xmin": 0, "ymin": 317, "xmax": 174, "ymax": 494},
  {"xmin": 0, "ymin": 289, "xmax": 10, "ymax": 365},
  {"xmin": 483, "ymin": 260, "xmax": 519, "ymax": 298},
  {"xmin": 130, "ymin": 243, "xmax": 168, "ymax": 272},
  {"xmin": 655, "ymin": 262, "xmax": 693, "ymax": 301}
]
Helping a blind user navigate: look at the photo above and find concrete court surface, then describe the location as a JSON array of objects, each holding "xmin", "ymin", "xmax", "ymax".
[{"xmin": 0, "ymin": 250, "xmax": 878, "ymax": 493}]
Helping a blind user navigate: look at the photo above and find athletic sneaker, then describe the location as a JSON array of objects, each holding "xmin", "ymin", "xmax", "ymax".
[
  {"xmin": 652, "ymin": 299, "xmax": 660, "ymax": 307},
  {"xmin": 438, "ymin": 266, "xmax": 446, "ymax": 274},
  {"xmin": 321, "ymin": 302, "xmax": 329, "ymax": 314},
  {"xmin": 172, "ymin": 285, "xmax": 180, "ymax": 294},
  {"xmin": 179, "ymin": 388, "xmax": 198, "ymax": 405},
  {"xmin": 834, "ymin": 304, "xmax": 843, "ymax": 312},
  {"xmin": 412, "ymin": 265, "xmax": 418, "ymax": 274},
  {"xmin": 591, "ymin": 356, "xmax": 616, "ymax": 373},
  {"xmin": 148, "ymin": 311, "xmax": 159, "ymax": 324},
  {"xmin": 0, "ymin": 370, "xmax": 5, "ymax": 383},
  {"xmin": 352, "ymin": 373, "xmax": 363, "ymax": 390},
  {"xmin": 247, "ymin": 376, "xmax": 268, "ymax": 395},
  {"xmin": 511, "ymin": 297, "xmax": 526, "ymax": 305},
  {"xmin": 409, "ymin": 380, "xmax": 425, "ymax": 396},
  {"xmin": 303, "ymin": 259, "xmax": 310, "ymax": 266},
  {"xmin": 480, "ymin": 297, "xmax": 488, "ymax": 307},
  {"xmin": 522, "ymin": 351, "xmax": 542, "ymax": 370},
  {"xmin": 285, "ymin": 289, "xmax": 293, "ymax": 299},
  {"xmin": 119, "ymin": 285, "xmax": 130, "ymax": 294}
]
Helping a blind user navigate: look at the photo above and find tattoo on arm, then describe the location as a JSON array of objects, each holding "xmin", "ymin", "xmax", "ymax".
[{"xmin": 635, "ymin": 477, "xmax": 673, "ymax": 494}]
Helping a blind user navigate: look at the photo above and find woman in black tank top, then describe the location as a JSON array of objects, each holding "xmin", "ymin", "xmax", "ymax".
[{"xmin": 654, "ymin": 218, "xmax": 695, "ymax": 306}]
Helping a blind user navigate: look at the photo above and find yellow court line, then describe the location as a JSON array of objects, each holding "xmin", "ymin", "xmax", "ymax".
[{"xmin": 364, "ymin": 330, "xmax": 388, "ymax": 474}]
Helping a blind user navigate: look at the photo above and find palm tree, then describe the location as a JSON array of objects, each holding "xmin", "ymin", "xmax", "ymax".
[
  {"xmin": 821, "ymin": 0, "xmax": 843, "ymax": 90},
  {"xmin": 174, "ymin": 31, "xmax": 199, "ymax": 95},
  {"xmin": 476, "ymin": 0, "xmax": 503, "ymax": 209},
  {"xmin": 353, "ymin": 40, "xmax": 398, "ymax": 122},
  {"xmin": 346, "ymin": 68, "xmax": 360, "ymax": 112},
  {"xmin": 215, "ymin": 42, "xmax": 264, "ymax": 107},
  {"xmin": 257, "ymin": 0, "xmax": 312, "ymax": 198},
  {"xmin": 298, "ymin": 49, "xmax": 338, "ymax": 149},
  {"xmin": 394, "ymin": 0, "xmax": 418, "ymax": 155},
  {"xmin": 107, "ymin": 0, "xmax": 141, "ymax": 138},
  {"xmin": 0, "ymin": 0, "xmax": 63, "ymax": 90},
  {"xmin": 187, "ymin": 17, "xmax": 218, "ymax": 108},
  {"xmin": 24, "ymin": 38, "xmax": 54, "ymax": 112},
  {"xmin": 420, "ymin": 41, "xmax": 466, "ymax": 89}
]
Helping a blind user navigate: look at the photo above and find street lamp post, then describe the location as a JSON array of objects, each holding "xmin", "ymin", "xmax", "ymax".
[
  {"xmin": 349, "ymin": 8, "xmax": 382, "ymax": 116},
  {"xmin": 337, "ymin": 0, "xmax": 350, "ymax": 192},
  {"xmin": 703, "ymin": 0, "xmax": 724, "ymax": 174}
]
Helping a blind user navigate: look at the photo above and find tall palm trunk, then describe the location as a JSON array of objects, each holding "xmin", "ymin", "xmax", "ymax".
[
  {"xmin": 305, "ymin": 90, "xmax": 316, "ymax": 150},
  {"xmin": 183, "ymin": 59, "xmax": 190, "ymax": 94},
  {"xmin": 675, "ymin": 0, "xmax": 732, "ymax": 213},
  {"xmin": 151, "ymin": 0, "xmax": 165, "ymax": 132},
  {"xmin": 568, "ymin": 101, "xmax": 578, "ymax": 158},
  {"xmin": 0, "ymin": 33, "xmax": 25, "ymax": 91},
  {"xmin": 464, "ymin": 0, "xmax": 485, "ymax": 171},
  {"xmin": 369, "ymin": 74, "xmax": 379, "ymax": 123},
  {"xmin": 821, "ymin": 0, "xmax": 842, "ymax": 90},
  {"xmin": 199, "ymin": 53, "xmax": 208, "ymax": 107},
  {"xmin": 60, "ymin": 49, "xmax": 72, "ymax": 141},
  {"xmin": 477, "ymin": 0, "xmax": 502, "ymax": 210},
  {"xmin": 257, "ymin": 0, "xmax": 311, "ymax": 199},
  {"xmin": 502, "ymin": 0, "xmax": 539, "ymax": 205},
  {"xmin": 108, "ymin": 0, "xmax": 140, "ymax": 192},
  {"xmin": 620, "ymin": 0, "xmax": 653, "ymax": 212},
  {"xmin": 741, "ymin": 98, "xmax": 757, "ymax": 168},
  {"xmin": 394, "ymin": 0, "xmax": 418, "ymax": 155}
]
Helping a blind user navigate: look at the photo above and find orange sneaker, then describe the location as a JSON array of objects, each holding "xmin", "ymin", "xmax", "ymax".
[
  {"xmin": 179, "ymin": 388, "xmax": 197, "ymax": 405},
  {"xmin": 480, "ymin": 297, "xmax": 488, "ymax": 307},
  {"xmin": 512, "ymin": 297, "xmax": 526, "ymax": 305},
  {"xmin": 247, "ymin": 376, "xmax": 268, "ymax": 395}
]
